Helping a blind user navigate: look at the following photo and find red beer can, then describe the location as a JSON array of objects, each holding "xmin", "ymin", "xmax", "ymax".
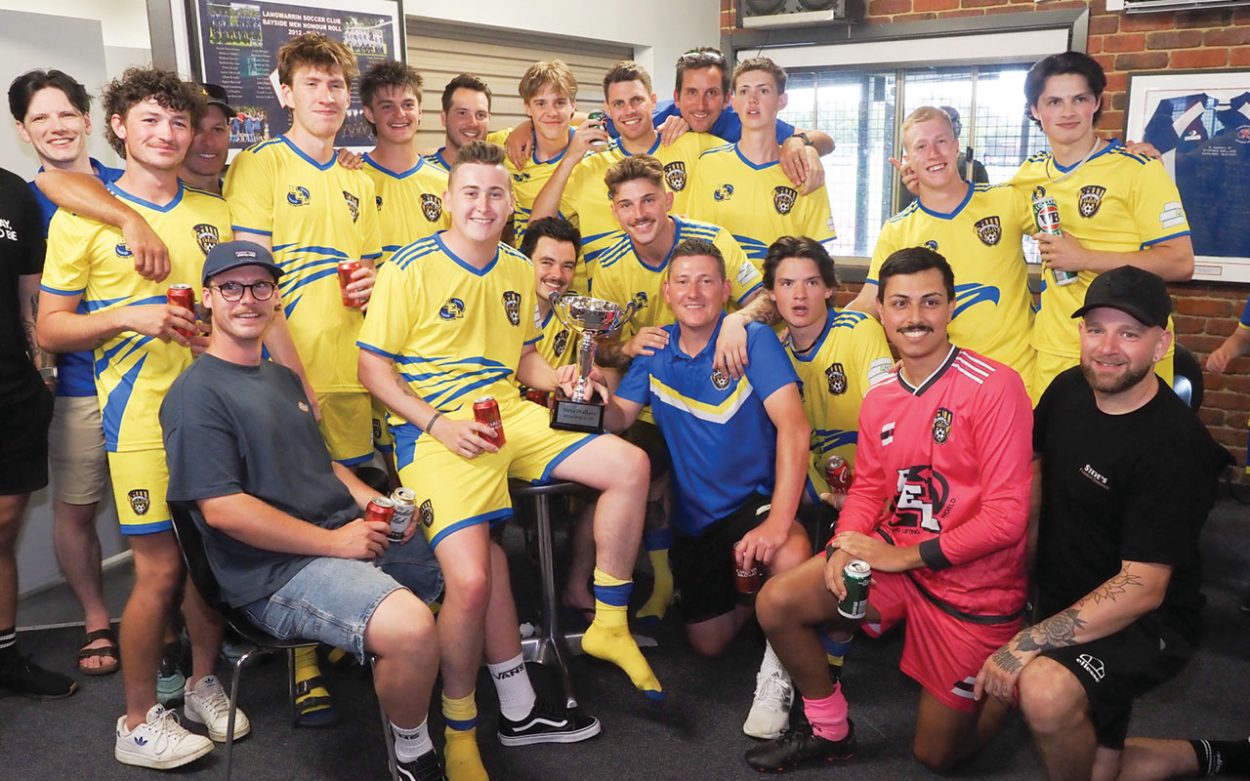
[
  {"xmin": 825, "ymin": 455, "xmax": 853, "ymax": 496},
  {"xmin": 167, "ymin": 285, "xmax": 195, "ymax": 338},
  {"xmin": 523, "ymin": 388, "xmax": 551, "ymax": 408},
  {"xmin": 337, "ymin": 260, "xmax": 361, "ymax": 307},
  {"xmin": 473, "ymin": 396, "xmax": 505, "ymax": 447},
  {"xmin": 365, "ymin": 496, "xmax": 395, "ymax": 527},
  {"xmin": 735, "ymin": 561, "xmax": 764, "ymax": 596}
]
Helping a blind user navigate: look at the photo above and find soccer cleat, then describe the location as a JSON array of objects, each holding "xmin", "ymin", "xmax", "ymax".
[
  {"xmin": 0, "ymin": 648, "xmax": 78, "ymax": 700},
  {"xmin": 745, "ymin": 720, "xmax": 856, "ymax": 773},
  {"xmin": 497, "ymin": 693, "xmax": 602, "ymax": 746},
  {"xmin": 398, "ymin": 749, "xmax": 447, "ymax": 781},
  {"xmin": 114, "ymin": 704, "xmax": 214, "ymax": 769},
  {"xmin": 743, "ymin": 663, "xmax": 794, "ymax": 740},
  {"xmin": 183, "ymin": 674, "xmax": 251, "ymax": 742},
  {"xmin": 156, "ymin": 643, "xmax": 187, "ymax": 707}
]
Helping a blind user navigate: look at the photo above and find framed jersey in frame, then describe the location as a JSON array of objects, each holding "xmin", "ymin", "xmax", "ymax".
[{"xmin": 1127, "ymin": 68, "xmax": 1250, "ymax": 284}]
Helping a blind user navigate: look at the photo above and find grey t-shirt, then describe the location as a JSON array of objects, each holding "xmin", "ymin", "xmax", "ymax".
[{"xmin": 161, "ymin": 354, "xmax": 361, "ymax": 607}]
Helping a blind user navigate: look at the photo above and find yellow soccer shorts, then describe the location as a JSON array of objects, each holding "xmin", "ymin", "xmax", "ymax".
[
  {"xmin": 107, "ymin": 449, "xmax": 172, "ymax": 536},
  {"xmin": 316, "ymin": 391, "xmax": 374, "ymax": 466},
  {"xmin": 371, "ymin": 396, "xmax": 394, "ymax": 454}
]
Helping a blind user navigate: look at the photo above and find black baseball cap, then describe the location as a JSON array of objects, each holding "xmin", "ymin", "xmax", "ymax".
[
  {"xmin": 1071, "ymin": 265, "xmax": 1172, "ymax": 329},
  {"xmin": 202, "ymin": 240, "xmax": 283, "ymax": 284},
  {"xmin": 196, "ymin": 83, "xmax": 235, "ymax": 117}
]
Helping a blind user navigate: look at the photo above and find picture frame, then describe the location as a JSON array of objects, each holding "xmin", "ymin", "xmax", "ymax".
[{"xmin": 1126, "ymin": 68, "xmax": 1250, "ymax": 284}]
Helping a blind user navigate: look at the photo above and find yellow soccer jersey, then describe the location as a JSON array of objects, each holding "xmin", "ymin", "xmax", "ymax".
[
  {"xmin": 532, "ymin": 305, "xmax": 576, "ymax": 371},
  {"xmin": 593, "ymin": 215, "xmax": 763, "ymax": 338},
  {"xmin": 362, "ymin": 153, "xmax": 450, "ymax": 266},
  {"xmin": 41, "ymin": 183, "xmax": 231, "ymax": 452},
  {"xmin": 422, "ymin": 129, "xmax": 513, "ymax": 174},
  {"xmin": 1011, "ymin": 140, "xmax": 1190, "ymax": 358},
  {"xmin": 871, "ymin": 183, "xmax": 1035, "ymax": 384},
  {"xmin": 356, "ymin": 234, "xmax": 540, "ymax": 425},
  {"xmin": 507, "ymin": 129, "xmax": 577, "ymax": 250},
  {"xmin": 686, "ymin": 143, "xmax": 836, "ymax": 265},
  {"xmin": 787, "ymin": 308, "xmax": 894, "ymax": 495},
  {"xmin": 223, "ymin": 136, "xmax": 382, "ymax": 394}
]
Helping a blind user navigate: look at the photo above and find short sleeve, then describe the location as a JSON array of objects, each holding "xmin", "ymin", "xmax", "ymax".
[
  {"xmin": 616, "ymin": 352, "xmax": 653, "ymax": 406},
  {"xmin": 799, "ymin": 184, "xmax": 836, "ymax": 248},
  {"xmin": 774, "ymin": 117, "xmax": 796, "ymax": 145},
  {"xmin": 223, "ymin": 148, "xmax": 276, "ymax": 236},
  {"xmin": 162, "ymin": 376, "xmax": 246, "ymax": 501},
  {"xmin": 743, "ymin": 324, "xmax": 798, "ymax": 401},
  {"xmin": 359, "ymin": 176, "xmax": 382, "ymax": 261},
  {"xmin": 720, "ymin": 233, "xmax": 762, "ymax": 303},
  {"xmin": 1133, "ymin": 158, "xmax": 1190, "ymax": 247},
  {"xmin": 40, "ymin": 211, "xmax": 93, "ymax": 295},
  {"xmin": 866, "ymin": 220, "xmax": 898, "ymax": 285},
  {"xmin": 356, "ymin": 261, "xmax": 416, "ymax": 358}
]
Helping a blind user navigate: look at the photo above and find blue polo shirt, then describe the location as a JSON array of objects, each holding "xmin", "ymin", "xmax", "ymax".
[
  {"xmin": 31, "ymin": 158, "xmax": 125, "ymax": 397},
  {"xmin": 606, "ymin": 102, "xmax": 795, "ymax": 145},
  {"xmin": 617, "ymin": 316, "xmax": 798, "ymax": 536}
]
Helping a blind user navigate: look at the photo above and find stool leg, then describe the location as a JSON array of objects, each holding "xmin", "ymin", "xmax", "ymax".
[{"xmin": 535, "ymin": 493, "xmax": 579, "ymax": 710}]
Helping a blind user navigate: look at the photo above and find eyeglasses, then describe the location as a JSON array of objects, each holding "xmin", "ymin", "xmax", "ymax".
[{"xmin": 211, "ymin": 281, "xmax": 276, "ymax": 302}]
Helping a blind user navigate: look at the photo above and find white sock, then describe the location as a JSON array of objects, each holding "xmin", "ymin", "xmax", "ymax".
[
  {"xmin": 487, "ymin": 653, "xmax": 537, "ymax": 721},
  {"xmin": 391, "ymin": 718, "xmax": 433, "ymax": 762},
  {"xmin": 759, "ymin": 641, "xmax": 785, "ymax": 676}
]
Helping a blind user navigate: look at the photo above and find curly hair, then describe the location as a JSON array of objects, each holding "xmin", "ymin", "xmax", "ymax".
[{"xmin": 102, "ymin": 67, "xmax": 204, "ymax": 156}]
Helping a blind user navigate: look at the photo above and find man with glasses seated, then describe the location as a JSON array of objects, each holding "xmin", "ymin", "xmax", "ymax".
[{"xmin": 161, "ymin": 241, "xmax": 445, "ymax": 780}]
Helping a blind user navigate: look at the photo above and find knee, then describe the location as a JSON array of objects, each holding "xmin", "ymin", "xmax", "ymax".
[
  {"xmin": 370, "ymin": 593, "xmax": 437, "ymax": 658},
  {"xmin": 912, "ymin": 740, "xmax": 959, "ymax": 775},
  {"xmin": 134, "ymin": 549, "xmax": 185, "ymax": 594},
  {"xmin": 441, "ymin": 566, "xmax": 491, "ymax": 615},
  {"xmin": 616, "ymin": 444, "xmax": 650, "ymax": 492},
  {"xmin": 1018, "ymin": 659, "xmax": 1085, "ymax": 735},
  {"xmin": 756, "ymin": 579, "xmax": 792, "ymax": 635},
  {"xmin": 687, "ymin": 631, "xmax": 729, "ymax": 659}
]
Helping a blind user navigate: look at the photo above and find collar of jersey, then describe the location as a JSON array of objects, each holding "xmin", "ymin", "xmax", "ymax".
[
  {"xmin": 628, "ymin": 215, "xmax": 686, "ymax": 273},
  {"xmin": 281, "ymin": 134, "xmax": 337, "ymax": 171},
  {"xmin": 363, "ymin": 152, "xmax": 425, "ymax": 179},
  {"xmin": 789, "ymin": 308, "xmax": 837, "ymax": 363},
  {"xmin": 107, "ymin": 179, "xmax": 184, "ymax": 213},
  {"xmin": 531, "ymin": 127, "xmax": 575, "ymax": 165},
  {"xmin": 620, "ymin": 135, "xmax": 662, "ymax": 158},
  {"xmin": 897, "ymin": 344, "xmax": 959, "ymax": 396},
  {"xmin": 734, "ymin": 142, "xmax": 779, "ymax": 171},
  {"xmin": 1051, "ymin": 138, "xmax": 1121, "ymax": 174},
  {"xmin": 434, "ymin": 232, "xmax": 498, "ymax": 276},
  {"xmin": 672, "ymin": 313, "xmax": 727, "ymax": 362},
  {"xmin": 37, "ymin": 157, "xmax": 120, "ymax": 183},
  {"xmin": 916, "ymin": 181, "xmax": 974, "ymax": 221}
]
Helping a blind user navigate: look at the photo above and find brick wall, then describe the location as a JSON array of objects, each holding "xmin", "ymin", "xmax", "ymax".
[{"xmin": 723, "ymin": 0, "xmax": 1250, "ymax": 468}]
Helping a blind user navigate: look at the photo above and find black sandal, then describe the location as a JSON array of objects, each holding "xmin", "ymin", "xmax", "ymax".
[{"xmin": 78, "ymin": 627, "xmax": 120, "ymax": 676}]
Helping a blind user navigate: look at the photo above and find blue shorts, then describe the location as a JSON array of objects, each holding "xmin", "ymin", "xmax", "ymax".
[{"xmin": 243, "ymin": 539, "xmax": 443, "ymax": 663}]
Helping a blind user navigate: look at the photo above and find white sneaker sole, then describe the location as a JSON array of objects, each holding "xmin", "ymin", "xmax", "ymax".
[
  {"xmin": 115, "ymin": 737, "xmax": 213, "ymax": 769},
  {"xmin": 497, "ymin": 718, "xmax": 602, "ymax": 746},
  {"xmin": 743, "ymin": 710, "xmax": 790, "ymax": 740},
  {"xmin": 184, "ymin": 705, "xmax": 251, "ymax": 743}
]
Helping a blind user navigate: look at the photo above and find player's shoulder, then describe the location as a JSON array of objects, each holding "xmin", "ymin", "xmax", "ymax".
[
  {"xmin": 390, "ymin": 234, "xmax": 445, "ymax": 271},
  {"xmin": 676, "ymin": 214, "xmax": 725, "ymax": 240},
  {"xmin": 235, "ymin": 136, "xmax": 285, "ymax": 160},
  {"xmin": 498, "ymin": 242, "xmax": 531, "ymax": 266},
  {"xmin": 863, "ymin": 364, "xmax": 899, "ymax": 401},
  {"xmin": 830, "ymin": 308, "xmax": 874, "ymax": 330},
  {"xmin": 182, "ymin": 184, "xmax": 228, "ymax": 205},
  {"xmin": 885, "ymin": 201, "xmax": 921, "ymax": 225},
  {"xmin": 1103, "ymin": 140, "xmax": 1151, "ymax": 166},
  {"xmin": 698, "ymin": 142, "xmax": 735, "ymax": 160},
  {"xmin": 951, "ymin": 348, "xmax": 1027, "ymax": 397},
  {"xmin": 597, "ymin": 232, "xmax": 636, "ymax": 271}
]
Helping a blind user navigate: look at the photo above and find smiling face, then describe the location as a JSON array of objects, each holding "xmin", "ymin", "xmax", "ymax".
[
  {"xmin": 111, "ymin": 97, "xmax": 193, "ymax": 173},
  {"xmin": 730, "ymin": 69, "xmax": 786, "ymax": 132},
  {"xmin": 1030, "ymin": 72, "xmax": 1100, "ymax": 149},
  {"xmin": 879, "ymin": 267, "xmax": 953, "ymax": 365},
  {"xmin": 769, "ymin": 256, "xmax": 834, "ymax": 331},
  {"xmin": 181, "ymin": 104, "xmax": 230, "ymax": 180},
  {"xmin": 17, "ymin": 86, "xmax": 92, "ymax": 167},
  {"xmin": 442, "ymin": 87, "xmax": 491, "ymax": 150},
  {"xmin": 903, "ymin": 116, "xmax": 960, "ymax": 192},
  {"xmin": 524, "ymin": 83, "xmax": 574, "ymax": 146},
  {"xmin": 674, "ymin": 66, "xmax": 727, "ymax": 134},
  {"xmin": 446, "ymin": 161, "xmax": 513, "ymax": 245},
  {"xmin": 1078, "ymin": 307, "xmax": 1169, "ymax": 396},
  {"xmin": 610, "ymin": 177, "xmax": 673, "ymax": 247},
  {"xmin": 664, "ymin": 253, "xmax": 730, "ymax": 331},
  {"xmin": 605, "ymin": 79, "xmax": 656, "ymax": 143},
  {"xmin": 531, "ymin": 235, "xmax": 578, "ymax": 303},
  {"xmin": 282, "ymin": 63, "xmax": 349, "ymax": 141},
  {"xmin": 364, "ymin": 84, "xmax": 421, "ymax": 146},
  {"xmin": 204, "ymin": 264, "xmax": 279, "ymax": 343}
]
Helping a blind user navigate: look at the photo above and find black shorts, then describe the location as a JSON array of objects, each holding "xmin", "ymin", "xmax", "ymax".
[
  {"xmin": 0, "ymin": 385, "xmax": 53, "ymax": 495},
  {"xmin": 1041, "ymin": 621, "xmax": 1193, "ymax": 749},
  {"xmin": 672, "ymin": 494, "xmax": 771, "ymax": 624},
  {"xmin": 622, "ymin": 420, "xmax": 671, "ymax": 479}
]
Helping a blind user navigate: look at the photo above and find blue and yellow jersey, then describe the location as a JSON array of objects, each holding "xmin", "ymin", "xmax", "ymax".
[
  {"xmin": 361, "ymin": 153, "xmax": 450, "ymax": 266},
  {"xmin": 506, "ymin": 129, "xmax": 576, "ymax": 249},
  {"xmin": 223, "ymin": 135, "xmax": 381, "ymax": 394},
  {"xmin": 41, "ymin": 182, "xmax": 231, "ymax": 452},
  {"xmin": 871, "ymin": 183, "xmax": 1036, "ymax": 386},
  {"xmin": 422, "ymin": 129, "xmax": 513, "ymax": 173},
  {"xmin": 593, "ymin": 215, "xmax": 763, "ymax": 338},
  {"xmin": 532, "ymin": 305, "xmax": 576, "ymax": 371},
  {"xmin": 686, "ymin": 143, "xmax": 835, "ymax": 265},
  {"xmin": 785, "ymin": 308, "xmax": 893, "ymax": 496},
  {"xmin": 357, "ymin": 234, "xmax": 540, "ymax": 427},
  {"xmin": 1011, "ymin": 140, "xmax": 1189, "ymax": 358}
]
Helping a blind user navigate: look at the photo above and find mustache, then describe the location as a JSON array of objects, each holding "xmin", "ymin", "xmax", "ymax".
[{"xmin": 897, "ymin": 324, "xmax": 933, "ymax": 333}]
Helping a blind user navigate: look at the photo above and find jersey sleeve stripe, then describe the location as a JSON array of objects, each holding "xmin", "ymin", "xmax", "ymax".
[
  {"xmin": 1140, "ymin": 230, "xmax": 1191, "ymax": 248},
  {"xmin": 231, "ymin": 224, "xmax": 273, "ymax": 236},
  {"xmin": 39, "ymin": 284, "xmax": 85, "ymax": 296},
  {"xmin": 356, "ymin": 342, "xmax": 399, "ymax": 360}
]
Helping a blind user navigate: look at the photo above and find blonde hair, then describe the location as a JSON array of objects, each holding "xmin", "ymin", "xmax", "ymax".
[
  {"xmin": 900, "ymin": 106, "xmax": 956, "ymax": 150},
  {"xmin": 518, "ymin": 60, "xmax": 577, "ymax": 102}
]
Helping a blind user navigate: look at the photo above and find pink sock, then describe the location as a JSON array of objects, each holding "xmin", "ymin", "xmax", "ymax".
[{"xmin": 802, "ymin": 682, "xmax": 849, "ymax": 742}]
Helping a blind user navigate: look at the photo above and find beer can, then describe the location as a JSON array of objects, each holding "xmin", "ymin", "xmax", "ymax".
[
  {"xmin": 587, "ymin": 111, "xmax": 608, "ymax": 146},
  {"xmin": 734, "ymin": 561, "xmax": 764, "ymax": 596},
  {"xmin": 473, "ymin": 396, "xmax": 505, "ymax": 447},
  {"xmin": 337, "ymin": 260, "xmax": 362, "ymax": 307},
  {"xmin": 824, "ymin": 454, "xmax": 853, "ymax": 496},
  {"xmin": 523, "ymin": 388, "xmax": 551, "ymax": 408},
  {"xmin": 167, "ymin": 285, "xmax": 196, "ymax": 338},
  {"xmin": 1031, "ymin": 187, "xmax": 1078, "ymax": 287},
  {"xmin": 388, "ymin": 488, "xmax": 416, "ymax": 542},
  {"xmin": 837, "ymin": 559, "xmax": 871, "ymax": 620},
  {"xmin": 364, "ymin": 496, "xmax": 395, "ymax": 528}
]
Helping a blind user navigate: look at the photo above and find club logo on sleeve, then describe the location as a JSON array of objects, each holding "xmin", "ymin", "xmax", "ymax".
[
  {"xmin": 420, "ymin": 193, "xmax": 444, "ymax": 222},
  {"xmin": 1160, "ymin": 201, "xmax": 1186, "ymax": 229},
  {"xmin": 773, "ymin": 186, "xmax": 798, "ymax": 215},
  {"xmin": 663, "ymin": 161, "xmax": 688, "ymax": 191},
  {"xmin": 192, "ymin": 223, "xmax": 220, "ymax": 255},
  {"xmin": 127, "ymin": 489, "xmax": 150, "ymax": 516},
  {"xmin": 287, "ymin": 186, "xmax": 310, "ymax": 206},
  {"xmin": 502, "ymin": 291, "xmax": 522, "ymax": 326},
  {"xmin": 824, "ymin": 362, "xmax": 847, "ymax": 395},
  {"xmin": 418, "ymin": 499, "xmax": 434, "ymax": 527},
  {"xmin": 881, "ymin": 421, "xmax": 895, "ymax": 446},
  {"xmin": 115, "ymin": 242, "xmax": 133, "ymax": 258},
  {"xmin": 552, "ymin": 329, "xmax": 570, "ymax": 357},
  {"xmin": 713, "ymin": 183, "xmax": 734, "ymax": 202},
  {"xmin": 710, "ymin": 368, "xmax": 732, "ymax": 390},
  {"xmin": 974, "ymin": 216, "xmax": 1001, "ymax": 246},
  {"xmin": 1077, "ymin": 185, "xmax": 1106, "ymax": 218},
  {"xmin": 932, "ymin": 407, "xmax": 953, "ymax": 444},
  {"xmin": 342, "ymin": 190, "xmax": 361, "ymax": 222},
  {"xmin": 438, "ymin": 298, "xmax": 465, "ymax": 320}
]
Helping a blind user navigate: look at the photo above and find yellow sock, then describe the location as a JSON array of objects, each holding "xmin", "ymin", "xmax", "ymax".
[
  {"xmin": 293, "ymin": 646, "xmax": 334, "ymax": 720},
  {"xmin": 635, "ymin": 549, "xmax": 674, "ymax": 622},
  {"xmin": 581, "ymin": 568, "xmax": 664, "ymax": 701},
  {"xmin": 325, "ymin": 647, "xmax": 349, "ymax": 665},
  {"xmin": 442, "ymin": 692, "xmax": 487, "ymax": 781}
]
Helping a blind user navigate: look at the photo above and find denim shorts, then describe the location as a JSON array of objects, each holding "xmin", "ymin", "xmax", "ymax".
[{"xmin": 243, "ymin": 538, "xmax": 443, "ymax": 663}]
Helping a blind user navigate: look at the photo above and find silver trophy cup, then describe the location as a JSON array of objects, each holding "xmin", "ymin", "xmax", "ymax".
[{"xmin": 548, "ymin": 292, "xmax": 638, "ymax": 433}]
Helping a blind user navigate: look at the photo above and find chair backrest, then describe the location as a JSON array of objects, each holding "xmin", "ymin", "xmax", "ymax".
[
  {"xmin": 1172, "ymin": 343, "xmax": 1204, "ymax": 412},
  {"xmin": 169, "ymin": 501, "xmax": 230, "ymax": 615}
]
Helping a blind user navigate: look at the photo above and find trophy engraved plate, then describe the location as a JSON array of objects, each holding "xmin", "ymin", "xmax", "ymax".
[{"xmin": 548, "ymin": 293, "xmax": 637, "ymax": 433}]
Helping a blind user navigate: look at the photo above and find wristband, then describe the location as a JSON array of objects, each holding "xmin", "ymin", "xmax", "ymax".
[
  {"xmin": 426, "ymin": 411, "xmax": 443, "ymax": 435},
  {"xmin": 39, "ymin": 366, "xmax": 58, "ymax": 381},
  {"xmin": 793, "ymin": 131, "xmax": 814, "ymax": 147},
  {"xmin": 825, "ymin": 543, "xmax": 836, "ymax": 561}
]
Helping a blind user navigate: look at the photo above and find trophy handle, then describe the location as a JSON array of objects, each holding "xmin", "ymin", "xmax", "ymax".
[
  {"xmin": 609, "ymin": 299, "xmax": 639, "ymax": 336},
  {"xmin": 548, "ymin": 292, "xmax": 578, "ymax": 332}
]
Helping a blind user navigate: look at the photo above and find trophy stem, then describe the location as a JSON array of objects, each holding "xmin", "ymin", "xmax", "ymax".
[{"xmin": 573, "ymin": 332, "xmax": 598, "ymax": 402}]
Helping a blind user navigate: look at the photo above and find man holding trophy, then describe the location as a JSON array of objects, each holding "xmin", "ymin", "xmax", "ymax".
[{"xmin": 358, "ymin": 141, "xmax": 661, "ymax": 780}]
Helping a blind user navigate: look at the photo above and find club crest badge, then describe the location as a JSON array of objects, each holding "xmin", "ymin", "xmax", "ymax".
[
  {"xmin": 710, "ymin": 368, "xmax": 732, "ymax": 390},
  {"xmin": 342, "ymin": 190, "xmax": 360, "ymax": 222},
  {"xmin": 115, "ymin": 242, "xmax": 133, "ymax": 258},
  {"xmin": 287, "ymin": 186, "xmax": 310, "ymax": 206},
  {"xmin": 438, "ymin": 298, "xmax": 465, "ymax": 320},
  {"xmin": 773, "ymin": 186, "xmax": 798, "ymax": 215},
  {"xmin": 420, "ymin": 193, "xmax": 443, "ymax": 222},
  {"xmin": 502, "ymin": 291, "xmax": 522, "ymax": 326},
  {"xmin": 375, "ymin": 195, "xmax": 383, "ymax": 211},
  {"xmin": 1078, "ymin": 185, "xmax": 1106, "ymax": 218},
  {"xmin": 553, "ymin": 328, "xmax": 570, "ymax": 357},
  {"xmin": 663, "ymin": 161, "xmax": 687, "ymax": 191},
  {"xmin": 825, "ymin": 362, "xmax": 847, "ymax": 395},
  {"xmin": 632, "ymin": 291, "xmax": 649, "ymax": 310},
  {"xmin": 419, "ymin": 499, "xmax": 434, "ymax": 527},
  {"xmin": 128, "ymin": 489, "xmax": 150, "ymax": 516},
  {"xmin": 713, "ymin": 183, "xmax": 734, "ymax": 202},
  {"xmin": 974, "ymin": 216, "xmax": 1001, "ymax": 246},
  {"xmin": 192, "ymin": 223, "xmax": 220, "ymax": 255},
  {"xmin": 932, "ymin": 407, "xmax": 953, "ymax": 444}
]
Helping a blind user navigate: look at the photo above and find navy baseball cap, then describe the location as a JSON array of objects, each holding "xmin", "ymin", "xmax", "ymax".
[
  {"xmin": 202, "ymin": 240, "xmax": 283, "ymax": 284},
  {"xmin": 1071, "ymin": 265, "xmax": 1172, "ymax": 329}
]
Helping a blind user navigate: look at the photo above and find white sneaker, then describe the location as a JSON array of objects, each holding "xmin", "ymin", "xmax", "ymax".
[
  {"xmin": 743, "ymin": 663, "xmax": 794, "ymax": 740},
  {"xmin": 184, "ymin": 674, "xmax": 251, "ymax": 742},
  {"xmin": 115, "ymin": 704, "xmax": 214, "ymax": 769}
]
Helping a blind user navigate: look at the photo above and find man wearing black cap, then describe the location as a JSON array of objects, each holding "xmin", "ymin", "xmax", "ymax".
[
  {"xmin": 160, "ymin": 241, "xmax": 445, "ymax": 780},
  {"xmin": 975, "ymin": 266, "xmax": 1239, "ymax": 781}
]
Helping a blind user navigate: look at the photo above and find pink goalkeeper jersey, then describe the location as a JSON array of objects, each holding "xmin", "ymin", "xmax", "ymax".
[{"xmin": 836, "ymin": 347, "xmax": 1032, "ymax": 621}]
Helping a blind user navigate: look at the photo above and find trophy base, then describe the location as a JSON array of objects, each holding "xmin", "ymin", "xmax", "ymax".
[{"xmin": 550, "ymin": 398, "xmax": 605, "ymax": 434}]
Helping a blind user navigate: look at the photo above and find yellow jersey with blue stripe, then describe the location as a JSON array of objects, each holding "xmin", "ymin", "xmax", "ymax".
[
  {"xmin": 422, "ymin": 129, "xmax": 513, "ymax": 173},
  {"xmin": 506, "ymin": 130, "xmax": 575, "ymax": 249},
  {"xmin": 361, "ymin": 153, "xmax": 450, "ymax": 266},
  {"xmin": 356, "ymin": 234, "xmax": 540, "ymax": 429},
  {"xmin": 686, "ymin": 143, "xmax": 836, "ymax": 264},
  {"xmin": 532, "ymin": 306, "xmax": 576, "ymax": 371},
  {"xmin": 870, "ymin": 183, "xmax": 1036, "ymax": 384},
  {"xmin": 41, "ymin": 183, "xmax": 231, "ymax": 452},
  {"xmin": 593, "ymin": 215, "xmax": 763, "ymax": 338},
  {"xmin": 786, "ymin": 309, "xmax": 894, "ymax": 496},
  {"xmin": 223, "ymin": 135, "xmax": 382, "ymax": 394},
  {"xmin": 1011, "ymin": 140, "xmax": 1189, "ymax": 358}
]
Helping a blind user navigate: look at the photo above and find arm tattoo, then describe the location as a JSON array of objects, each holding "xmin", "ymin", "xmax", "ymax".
[
  {"xmin": 1083, "ymin": 568, "xmax": 1143, "ymax": 605},
  {"xmin": 22, "ymin": 293, "xmax": 54, "ymax": 371},
  {"xmin": 1016, "ymin": 609, "xmax": 1086, "ymax": 652},
  {"xmin": 736, "ymin": 294, "xmax": 778, "ymax": 326},
  {"xmin": 391, "ymin": 365, "xmax": 420, "ymax": 399},
  {"xmin": 991, "ymin": 646, "xmax": 1024, "ymax": 675},
  {"xmin": 594, "ymin": 337, "xmax": 631, "ymax": 370}
]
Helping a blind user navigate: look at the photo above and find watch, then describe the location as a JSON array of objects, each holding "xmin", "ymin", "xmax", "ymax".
[
  {"xmin": 39, "ymin": 366, "xmax": 58, "ymax": 381},
  {"xmin": 792, "ymin": 132, "xmax": 814, "ymax": 147}
]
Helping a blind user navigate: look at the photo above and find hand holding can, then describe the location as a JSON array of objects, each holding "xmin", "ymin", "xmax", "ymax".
[
  {"xmin": 338, "ymin": 260, "xmax": 362, "ymax": 307},
  {"xmin": 167, "ymin": 285, "xmax": 196, "ymax": 339}
]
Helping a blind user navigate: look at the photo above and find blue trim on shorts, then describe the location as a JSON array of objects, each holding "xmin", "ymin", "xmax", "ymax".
[
  {"xmin": 336, "ymin": 451, "xmax": 374, "ymax": 467},
  {"xmin": 428, "ymin": 507, "xmax": 513, "ymax": 550},
  {"xmin": 121, "ymin": 518, "xmax": 173, "ymax": 535},
  {"xmin": 536, "ymin": 433, "xmax": 598, "ymax": 483}
]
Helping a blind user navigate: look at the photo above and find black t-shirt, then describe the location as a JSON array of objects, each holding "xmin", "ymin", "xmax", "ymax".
[
  {"xmin": 0, "ymin": 167, "xmax": 46, "ymax": 401},
  {"xmin": 1033, "ymin": 368, "xmax": 1229, "ymax": 639},
  {"xmin": 161, "ymin": 354, "xmax": 362, "ymax": 607}
]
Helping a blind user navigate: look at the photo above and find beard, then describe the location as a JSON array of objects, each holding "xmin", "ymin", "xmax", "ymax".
[{"xmin": 1080, "ymin": 356, "xmax": 1153, "ymax": 395}]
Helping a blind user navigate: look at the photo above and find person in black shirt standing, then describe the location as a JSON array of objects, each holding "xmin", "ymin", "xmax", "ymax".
[
  {"xmin": 976, "ymin": 266, "xmax": 1247, "ymax": 781},
  {"xmin": 0, "ymin": 165, "xmax": 69, "ymax": 698}
]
